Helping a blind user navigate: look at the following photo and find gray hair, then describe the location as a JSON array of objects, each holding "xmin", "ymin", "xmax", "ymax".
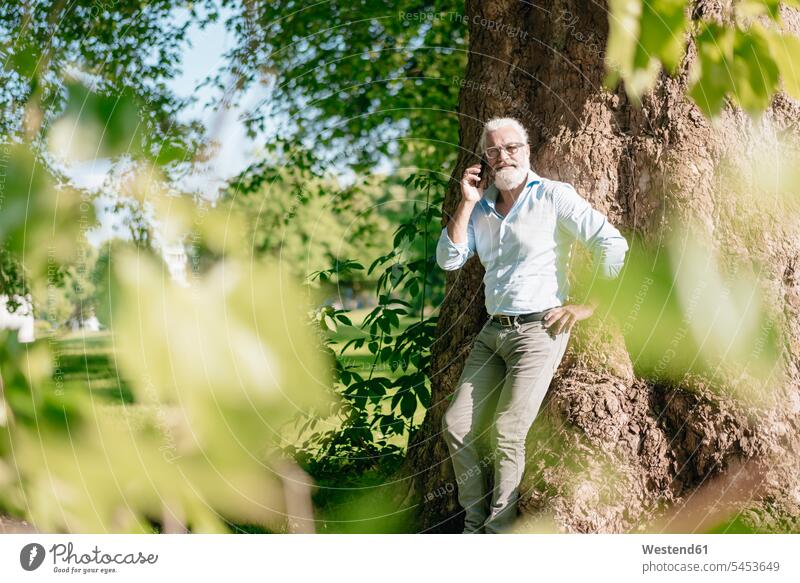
[{"xmin": 478, "ymin": 117, "xmax": 529, "ymax": 154}]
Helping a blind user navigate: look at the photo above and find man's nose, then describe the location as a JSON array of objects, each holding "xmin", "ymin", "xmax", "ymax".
[{"xmin": 498, "ymin": 148, "xmax": 514, "ymax": 164}]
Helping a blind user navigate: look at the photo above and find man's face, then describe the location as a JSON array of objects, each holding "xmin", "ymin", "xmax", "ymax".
[
  {"xmin": 484, "ymin": 126, "xmax": 530, "ymax": 190},
  {"xmin": 484, "ymin": 126, "xmax": 528, "ymax": 169}
]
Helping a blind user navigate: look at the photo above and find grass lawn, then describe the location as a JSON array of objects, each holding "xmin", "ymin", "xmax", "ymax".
[
  {"xmin": 327, "ymin": 306, "xmax": 411, "ymax": 377},
  {"xmin": 46, "ymin": 307, "xmax": 429, "ymax": 435},
  {"xmin": 50, "ymin": 330, "xmax": 134, "ymax": 404}
]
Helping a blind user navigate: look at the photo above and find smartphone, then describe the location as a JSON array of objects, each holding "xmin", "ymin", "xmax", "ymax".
[{"xmin": 478, "ymin": 156, "xmax": 491, "ymax": 190}]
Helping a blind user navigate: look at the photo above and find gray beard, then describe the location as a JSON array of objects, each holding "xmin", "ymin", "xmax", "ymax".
[{"xmin": 493, "ymin": 164, "xmax": 529, "ymax": 191}]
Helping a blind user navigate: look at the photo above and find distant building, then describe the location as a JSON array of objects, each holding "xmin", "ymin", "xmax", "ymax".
[
  {"xmin": 67, "ymin": 310, "xmax": 102, "ymax": 332},
  {"xmin": 0, "ymin": 295, "xmax": 35, "ymax": 343},
  {"xmin": 162, "ymin": 241, "xmax": 189, "ymax": 287}
]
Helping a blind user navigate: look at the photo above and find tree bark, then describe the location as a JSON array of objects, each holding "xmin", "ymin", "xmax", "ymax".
[{"xmin": 398, "ymin": 0, "xmax": 800, "ymax": 533}]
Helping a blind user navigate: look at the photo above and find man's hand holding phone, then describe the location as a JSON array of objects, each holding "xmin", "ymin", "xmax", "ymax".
[
  {"xmin": 449, "ymin": 160, "xmax": 491, "ymax": 247},
  {"xmin": 461, "ymin": 160, "xmax": 491, "ymax": 203}
]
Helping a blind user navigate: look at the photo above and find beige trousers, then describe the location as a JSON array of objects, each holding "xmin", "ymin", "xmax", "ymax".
[{"xmin": 442, "ymin": 316, "xmax": 570, "ymax": 533}]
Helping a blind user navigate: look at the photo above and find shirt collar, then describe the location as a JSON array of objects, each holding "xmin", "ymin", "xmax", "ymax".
[{"xmin": 484, "ymin": 167, "xmax": 541, "ymax": 207}]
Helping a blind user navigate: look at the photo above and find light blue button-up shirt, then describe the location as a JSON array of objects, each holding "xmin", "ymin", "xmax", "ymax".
[{"xmin": 435, "ymin": 168, "xmax": 628, "ymax": 316}]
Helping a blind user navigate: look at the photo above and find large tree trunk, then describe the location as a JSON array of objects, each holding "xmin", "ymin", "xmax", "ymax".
[{"xmin": 397, "ymin": 0, "xmax": 800, "ymax": 533}]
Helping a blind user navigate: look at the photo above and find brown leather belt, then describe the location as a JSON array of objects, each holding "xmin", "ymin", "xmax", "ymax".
[{"xmin": 490, "ymin": 309, "xmax": 552, "ymax": 327}]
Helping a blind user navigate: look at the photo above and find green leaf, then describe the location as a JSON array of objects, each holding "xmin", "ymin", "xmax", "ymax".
[
  {"xmin": 400, "ymin": 391, "xmax": 417, "ymax": 419},
  {"xmin": 379, "ymin": 415, "xmax": 397, "ymax": 434},
  {"xmin": 322, "ymin": 313, "xmax": 338, "ymax": 332},
  {"xmin": 767, "ymin": 30, "xmax": 800, "ymax": 100},
  {"xmin": 368, "ymin": 251, "xmax": 395, "ymax": 275},
  {"xmin": 417, "ymin": 383, "xmax": 431, "ymax": 408},
  {"xmin": 366, "ymin": 380, "xmax": 386, "ymax": 397},
  {"xmin": 640, "ymin": 0, "xmax": 688, "ymax": 73},
  {"xmin": 391, "ymin": 390, "xmax": 403, "ymax": 410},
  {"xmin": 335, "ymin": 313, "xmax": 353, "ymax": 326},
  {"xmin": 606, "ymin": 0, "xmax": 688, "ymax": 101},
  {"xmin": 389, "ymin": 298, "xmax": 413, "ymax": 308},
  {"xmin": 690, "ymin": 22, "xmax": 780, "ymax": 116},
  {"xmin": 736, "ymin": 0, "xmax": 782, "ymax": 20},
  {"xmin": 730, "ymin": 24, "xmax": 780, "ymax": 114},
  {"xmin": 688, "ymin": 23, "xmax": 736, "ymax": 116},
  {"xmin": 51, "ymin": 81, "xmax": 145, "ymax": 161}
]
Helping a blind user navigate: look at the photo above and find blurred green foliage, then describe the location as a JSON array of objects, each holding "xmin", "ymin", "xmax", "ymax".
[
  {"xmin": 606, "ymin": 0, "xmax": 800, "ymax": 115},
  {"xmin": 606, "ymin": 0, "xmax": 688, "ymax": 96},
  {"xmin": 0, "ymin": 143, "xmax": 96, "ymax": 281},
  {"xmin": 576, "ymin": 223, "xmax": 786, "ymax": 406},
  {"xmin": 0, "ymin": 1, "xmax": 341, "ymax": 532}
]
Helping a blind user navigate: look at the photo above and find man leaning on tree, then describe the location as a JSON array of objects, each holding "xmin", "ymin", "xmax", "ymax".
[{"xmin": 436, "ymin": 117, "xmax": 629, "ymax": 533}]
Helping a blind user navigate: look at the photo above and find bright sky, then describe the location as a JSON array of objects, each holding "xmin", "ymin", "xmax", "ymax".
[{"xmin": 169, "ymin": 6, "xmax": 273, "ymax": 187}]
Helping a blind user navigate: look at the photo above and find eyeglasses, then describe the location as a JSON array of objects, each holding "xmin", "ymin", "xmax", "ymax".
[{"xmin": 484, "ymin": 142, "xmax": 527, "ymax": 160}]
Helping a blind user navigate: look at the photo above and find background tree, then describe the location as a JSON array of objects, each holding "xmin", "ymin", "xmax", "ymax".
[
  {"xmin": 216, "ymin": 0, "xmax": 466, "ymax": 173},
  {"xmin": 0, "ymin": 1, "xmax": 213, "ymax": 154},
  {"xmin": 225, "ymin": 155, "xmax": 396, "ymax": 286},
  {"xmin": 1, "ymin": 1, "xmax": 216, "ymax": 303}
]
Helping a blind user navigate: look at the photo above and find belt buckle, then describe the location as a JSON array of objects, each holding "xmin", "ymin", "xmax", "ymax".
[{"xmin": 498, "ymin": 314, "xmax": 514, "ymax": 326}]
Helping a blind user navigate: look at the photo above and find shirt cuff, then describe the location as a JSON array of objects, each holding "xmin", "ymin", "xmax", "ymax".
[{"xmin": 441, "ymin": 227, "xmax": 469, "ymax": 253}]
